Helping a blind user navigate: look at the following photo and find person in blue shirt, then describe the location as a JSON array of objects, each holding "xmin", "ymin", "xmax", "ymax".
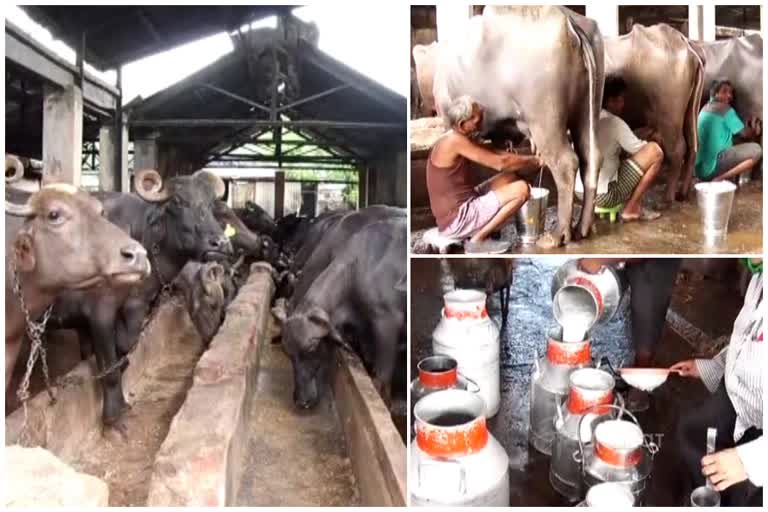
[{"xmin": 695, "ymin": 79, "xmax": 761, "ymax": 183}]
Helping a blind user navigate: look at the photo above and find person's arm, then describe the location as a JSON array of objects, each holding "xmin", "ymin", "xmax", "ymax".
[
  {"xmin": 725, "ymin": 108, "xmax": 752, "ymax": 138},
  {"xmin": 694, "ymin": 346, "xmax": 728, "ymax": 393},
  {"xmin": 735, "ymin": 435, "xmax": 765, "ymax": 487},
  {"xmin": 613, "ymin": 117, "xmax": 648, "ymax": 155},
  {"xmin": 454, "ymin": 135, "xmax": 540, "ymax": 172}
]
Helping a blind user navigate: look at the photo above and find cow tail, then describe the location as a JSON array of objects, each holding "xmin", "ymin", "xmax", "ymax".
[
  {"xmin": 685, "ymin": 39, "xmax": 706, "ymax": 156},
  {"xmin": 569, "ymin": 19, "xmax": 601, "ymax": 224},
  {"xmin": 684, "ymin": 38, "xmax": 706, "ymax": 191}
]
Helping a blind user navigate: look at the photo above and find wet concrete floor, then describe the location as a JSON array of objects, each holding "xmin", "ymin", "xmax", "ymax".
[
  {"xmin": 410, "ymin": 257, "xmax": 742, "ymax": 506},
  {"xmin": 234, "ymin": 342, "xmax": 360, "ymax": 506},
  {"xmin": 411, "ymin": 181, "xmax": 762, "ymax": 255}
]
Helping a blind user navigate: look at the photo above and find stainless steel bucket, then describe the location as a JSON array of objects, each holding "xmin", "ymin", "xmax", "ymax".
[
  {"xmin": 515, "ymin": 187, "xmax": 550, "ymax": 244},
  {"xmin": 695, "ymin": 182, "xmax": 737, "ymax": 244},
  {"xmin": 690, "ymin": 486, "xmax": 720, "ymax": 507}
]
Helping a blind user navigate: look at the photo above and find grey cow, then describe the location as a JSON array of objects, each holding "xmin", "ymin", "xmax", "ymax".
[{"xmin": 424, "ymin": 6, "xmax": 605, "ymax": 247}]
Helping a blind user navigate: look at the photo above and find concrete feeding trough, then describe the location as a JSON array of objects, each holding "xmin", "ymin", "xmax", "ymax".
[{"xmin": 6, "ymin": 263, "xmax": 405, "ymax": 507}]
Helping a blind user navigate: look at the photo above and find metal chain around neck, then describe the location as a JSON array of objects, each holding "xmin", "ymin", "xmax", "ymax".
[
  {"xmin": 10, "ymin": 252, "xmax": 55, "ymax": 406},
  {"xmin": 150, "ymin": 243, "xmax": 174, "ymax": 297}
]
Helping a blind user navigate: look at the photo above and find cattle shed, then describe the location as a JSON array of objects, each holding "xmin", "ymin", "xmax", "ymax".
[{"xmin": 6, "ymin": 6, "xmax": 407, "ymax": 215}]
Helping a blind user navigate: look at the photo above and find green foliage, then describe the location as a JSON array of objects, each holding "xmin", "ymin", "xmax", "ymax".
[
  {"xmin": 285, "ymin": 168, "xmax": 358, "ymax": 182},
  {"xmin": 343, "ymin": 183, "xmax": 359, "ymax": 207}
]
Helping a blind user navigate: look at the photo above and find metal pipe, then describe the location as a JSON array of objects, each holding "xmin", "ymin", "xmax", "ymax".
[
  {"xmin": 199, "ymin": 82, "xmax": 272, "ymax": 114},
  {"xmin": 130, "ymin": 119, "xmax": 403, "ymax": 129},
  {"xmin": 277, "ymin": 84, "xmax": 351, "ymax": 113}
]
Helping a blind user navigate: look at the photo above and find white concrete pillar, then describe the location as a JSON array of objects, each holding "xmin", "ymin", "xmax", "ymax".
[
  {"xmin": 42, "ymin": 84, "xmax": 83, "ymax": 186},
  {"xmin": 688, "ymin": 5, "xmax": 704, "ymax": 41},
  {"xmin": 98, "ymin": 117, "xmax": 129, "ymax": 192},
  {"xmin": 118, "ymin": 115, "xmax": 130, "ymax": 192},
  {"xmin": 436, "ymin": 4, "xmax": 471, "ymax": 42},
  {"xmin": 134, "ymin": 137, "xmax": 159, "ymax": 172},
  {"xmin": 688, "ymin": 6, "xmax": 716, "ymax": 42},
  {"xmin": 702, "ymin": 4, "xmax": 716, "ymax": 42},
  {"xmin": 586, "ymin": 4, "xmax": 619, "ymax": 37},
  {"xmin": 99, "ymin": 125, "xmax": 116, "ymax": 191}
]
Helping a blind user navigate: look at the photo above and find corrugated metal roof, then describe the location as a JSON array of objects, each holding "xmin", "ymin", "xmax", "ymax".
[{"xmin": 20, "ymin": 5, "xmax": 295, "ymax": 69}]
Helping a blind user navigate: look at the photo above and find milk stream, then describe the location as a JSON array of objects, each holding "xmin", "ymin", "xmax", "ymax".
[{"xmin": 561, "ymin": 313, "xmax": 593, "ymax": 342}]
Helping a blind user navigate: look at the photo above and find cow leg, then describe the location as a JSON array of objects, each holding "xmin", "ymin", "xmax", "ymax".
[
  {"xmin": 116, "ymin": 298, "xmax": 150, "ymax": 356},
  {"xmin": 89, "ymin": 307, "xmax": 129, "ymax": 427},
  {"xmin": 498, "ymin": 287, "xmax": 510, "ymax": 331},
  {"xmin": 572, "ymin": 116, "xmax": 602, "ymax": 240},
  {"xmin": 535, "ymin": 140, "xmax": 579, "ymax": 248},
  {"xmin": 664, "ymin": 136, "xmax": 686, "ymax": 203}
]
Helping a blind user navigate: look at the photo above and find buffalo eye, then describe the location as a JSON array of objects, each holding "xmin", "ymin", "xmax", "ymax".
[{"xmin": 47, "ymin": 209, "xmax": 64, "ymax": 224}]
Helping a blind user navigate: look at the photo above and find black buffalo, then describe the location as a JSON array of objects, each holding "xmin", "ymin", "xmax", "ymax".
[
  {"xmin": 50, "ymin": 169, "xmax": 231, "ymax": 428},
  {"xmin": 281, "ymin": 216, "xmax": 406, "ymax": 409}
]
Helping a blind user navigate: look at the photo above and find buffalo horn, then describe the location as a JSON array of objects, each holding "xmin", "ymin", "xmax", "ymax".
[
  {"xmin": 134, "ymin": 169, "xmax": 171, "ymax": 202},
  {"xmin": 6, "ymin": 154, "xmax": 25, "ymax": 184}
]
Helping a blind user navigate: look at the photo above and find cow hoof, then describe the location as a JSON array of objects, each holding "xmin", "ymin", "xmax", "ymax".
[{"xmin": 535, "ymin": 233, "xmax": 560, "ymax": 250}]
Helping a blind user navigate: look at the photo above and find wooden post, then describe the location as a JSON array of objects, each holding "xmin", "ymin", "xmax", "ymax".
[
  {"xmin": 274, "ymin": 171, "xmax": 285, "ymax": 219},
  {"xmin": 42, "ymin": 84, "xmax": 83, "ymax": 186},
  {"xmin": 358, "ymin": 168, "xmax": 368, "ymax": 208}
]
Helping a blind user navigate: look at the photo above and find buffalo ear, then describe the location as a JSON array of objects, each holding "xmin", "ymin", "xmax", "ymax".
[
  {"xmin": 14, "ymin": 233, "xmax": 36, "ymax": 273},
  {"xmin": 307, "ymin": 306, "xmax": 349, "ymax": 350}
]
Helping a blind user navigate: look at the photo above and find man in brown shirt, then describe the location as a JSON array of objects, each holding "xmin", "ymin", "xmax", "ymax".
[{"xmin": 427, "ymin": 96, "xmax": 541, "ymax": 251}]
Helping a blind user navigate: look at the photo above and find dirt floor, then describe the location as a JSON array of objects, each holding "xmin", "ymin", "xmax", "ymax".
[
  {"xmin": 410, "ymin": 258, "xmax": 744, "ymax": 506},
  {"xmin": 68, "ymin": 306, "xmax": 204, "ymax": 506},
  {"xmin": 234, "ymin": 342, "xmax": 360, "ymax": 506},
  {"xmin": 411, "ymin": 181, "xmax": 762, "ymax": 255}
]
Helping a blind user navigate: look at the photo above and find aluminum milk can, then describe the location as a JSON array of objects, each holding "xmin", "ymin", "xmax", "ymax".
[
  {"xmin": 432, "ymin": 289, "xmax": 501, "ymax": 417},
  {"xmin": 410, "ymin": 389, "xmax": 510, "ymax": 506},
  {"xmin": 529, "ymin": 327, "xmax": 592, "ymax": 455},
  {"xmin": 550, "ymin": 260, "xmax": 627, "ymax": 338},
  {"xmin": 411, "ymin": 355, "xmax": 480, "ymax": 403},
  {"xmin": 550, "ymin": 368, "xmax": 619, "ymax": 502},
  {"xmin": 578, "ymin": 405, "xmax": 656, "ymax": 504}
]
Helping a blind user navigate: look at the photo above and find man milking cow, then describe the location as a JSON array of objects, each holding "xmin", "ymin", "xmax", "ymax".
[
  {"xmin": 426, "ymin": 95, "xmax": 542, "ymax": 253},
  {"xmin": 576, "ymin": 76, "xmax": 665, "ymax": 222},
  {"xmin": 427, "ymin": 78, "xmax": 664, "ymax": 254}
]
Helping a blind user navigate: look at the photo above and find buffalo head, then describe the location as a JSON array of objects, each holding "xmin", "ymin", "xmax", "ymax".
[
  {"xmin": 6, "ymin": 182, "xmax": 150, "ymax": 292},
  {"xmin": 135, "ymin": 169, "xmax": 232, "ymax": 261},
  {"xmin": 281, "ymin": 305, "xmax": 347, "ymax": 409},
  {"xmin": 174, "ymin": 261, "xmax": 228, "ymax": 344}
]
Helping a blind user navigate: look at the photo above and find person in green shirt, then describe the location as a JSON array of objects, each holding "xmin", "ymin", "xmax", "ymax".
[{"xmin": 695, "ymin": 79, "xmax": 761, "ymax": 182}]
